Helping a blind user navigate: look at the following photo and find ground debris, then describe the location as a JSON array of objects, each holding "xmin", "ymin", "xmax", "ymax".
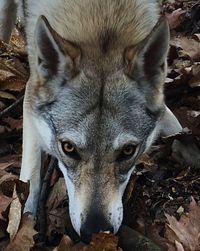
[{"xmin": 0, "ymin": 1, "xmax": 200, "ymax": 251}]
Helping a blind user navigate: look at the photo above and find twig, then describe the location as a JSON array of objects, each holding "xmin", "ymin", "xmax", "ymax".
[
  {"xmin": 37, "ymin": 157, "xmax": 56, "ymax": 245},
  {"xmin": 0, "ymin": 95, "xmax": 24, "ymax": 118}
]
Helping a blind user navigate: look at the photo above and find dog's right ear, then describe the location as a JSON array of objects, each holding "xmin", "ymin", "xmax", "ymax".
[{"xmin": 35, "ymin": 16, "xmax": 80, "ymax": 81}]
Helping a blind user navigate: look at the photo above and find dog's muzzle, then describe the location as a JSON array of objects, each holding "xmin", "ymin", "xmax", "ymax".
[{"xmin": 80, "ymin": 212, "xmax": 114, "ymax": 243}]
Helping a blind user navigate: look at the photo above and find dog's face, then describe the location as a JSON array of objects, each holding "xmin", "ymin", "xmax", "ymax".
[{"xmin": 32, "ymin": 16, "xmax": 170, "ymax": 241}]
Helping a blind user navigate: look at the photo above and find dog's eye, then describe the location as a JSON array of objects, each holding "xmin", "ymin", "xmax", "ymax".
[
  {"xmin": 123, "ymin": 145, "xmax": 136, "ymax": 156},
  {"xmin": 62, "ymin": 142, "xmax": 75, "ymax": 153},
  {"xmin": 61, "ymin": 141, "xmax": 80, "ymax": 160},
  {"xmin": 117, "ymin": 144, "xmax": 137, "ymax": 161}
]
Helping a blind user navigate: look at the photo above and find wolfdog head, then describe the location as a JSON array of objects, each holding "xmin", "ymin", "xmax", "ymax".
[{"xmin": 31, "ymin": 15, "xmax": 173, "ymax": 242}]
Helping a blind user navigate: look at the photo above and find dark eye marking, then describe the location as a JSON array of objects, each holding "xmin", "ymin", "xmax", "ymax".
[
  {"xmin": 61, "ymin": 141, "xmax": 81, "ymax": 160},
  {"xmin": 116, "ymin": 144, "xmax": 138, "ymax": 162}
]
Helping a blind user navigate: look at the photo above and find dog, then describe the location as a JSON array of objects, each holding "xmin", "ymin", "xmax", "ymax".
[{"xmin": 0, "ymin": 0, "xmax": 182, "ymax": 243}]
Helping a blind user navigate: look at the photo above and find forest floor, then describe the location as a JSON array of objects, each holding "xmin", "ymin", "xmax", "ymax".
[{"xmin": 0, "ymin": 0, "xmax": 200, "ymax": 250}]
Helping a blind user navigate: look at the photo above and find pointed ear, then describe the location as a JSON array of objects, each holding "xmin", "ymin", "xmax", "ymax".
[
  {"xmin": 125, "ymin": 18, "xmax": 170, "ymax": 84},
  {"xmin": 35, "ymin": 15, "xmax": 80, "ymax": 80}
]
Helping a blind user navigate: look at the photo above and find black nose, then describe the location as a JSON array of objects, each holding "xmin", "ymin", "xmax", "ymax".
[{"xmin": 80, "ymin": 214, "xmax": 114, "ymax": 243}]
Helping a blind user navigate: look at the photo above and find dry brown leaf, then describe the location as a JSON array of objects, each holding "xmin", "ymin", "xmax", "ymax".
[
  {"xmin": 0, "ymin": 91, "xmax": 16, "ymax": 100},
  {"xmin": 0, "ymin": 162, "xmax": 14, "ymax": 170},
  {"xmin": 165, "ymin": 198, "xmax": 200, "ymax": 251},
  {"xmin": 0, "ymin": 125, "xmax": 10, "ymax": 134},
  {"xmin": 123, "ymin": 175, "xmax": 137, "ymax": 204},
  {"xmin": 0, "ymin": 69, "xmax": 16, "ymax": 81},
  {"xmin": 5, "ymin": 216, "xmax": 37, "ymax": 251},
  {"xmin": 0, "ymin": 56, "xmax": 28, "ymax": 92},
  {"xmin": 0, "ymin": 192, "xmax": 12, "ymax": 220},
  {"xmin": 171, "ymin": 37, "xmax": 200, "ymax": 60},
  {"xmin": 83, "ymin": 232, "xmax": 122, "ymax": 251},
  {"xmin": 0, "ymin": 100, "xmax": 6, "ymax": 110},
  {"xmin": 6, "ymin": 185, "xmax": 22, "ymax": 241},
  {"xmin": 0, "ymin": 79, "xmax": 26, "ymax": 92},
  {"xmin": 0, "ymin": 172, "xmax": 18, "ymax": 185},
  {"xmin": 175, "ymin": 241, "xmax": 185, "ymax": 251},
  {"xmin": 192, "ymin": 34, "xmax": 200, "ymax": 42},
  {"xmin": 3, "ymin": 117, "xmax": 23, "ymax": 130},
  {"xmin": 50, "ymin": 167, "xmax": 62, "ymax": 186},
  {"xmin": 53, "ymin": 233, "xmax": 122, "ymax": 251},
  {"xmin": 0, "ymin": 155, "xmax": 21, "ymax": 170},
  {"xmin": 189, "ymin": 64, "xmax": 200, "ymax": 87},
  {"xmin": 47, "ymin": 178, "xmax": 67, "ymax": 210},
  {"xmin": 53, "ymin": 235, "xmax": 74, "ymax": 251},
  {"xmin": 165, "ymin": 8, "xmax": 186, "ymax": 29},
  {"xmin": 10, "ymin": 28, "xmax": 26, "ymax": 51}
]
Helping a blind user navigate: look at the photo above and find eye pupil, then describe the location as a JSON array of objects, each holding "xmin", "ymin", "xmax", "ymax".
[
  {"xmin": 63, "ymin": 142, "xmax": 74, "ymax": 153},
  {"xmin": 123, "ymin": 145, "xmax": 134, "ymax": 155}
]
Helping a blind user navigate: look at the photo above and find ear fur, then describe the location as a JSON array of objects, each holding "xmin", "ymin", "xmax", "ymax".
[
  {"xmin": 125, "ymin": 18, "xmax": 170, "ymax": 84},
  {"xmin": 35, "ymin": 15, "xmax": 80, "ymax": 80},
  {"xmin": 125, "ymin": 18, "xmax": 170, "ymax": 110}
]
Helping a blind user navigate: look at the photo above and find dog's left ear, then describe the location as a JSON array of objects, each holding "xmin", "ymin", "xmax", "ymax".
[
  {"xmin": 126, "ymin": 18, "xmax": 169, "ymax": 83},
  {"xmin": 125, "ymin": 18, "xmax": 169, "ymax": 109},
  {"xmin": 35, "ymin": 15, "xmax": 80, "ymax": 80}
]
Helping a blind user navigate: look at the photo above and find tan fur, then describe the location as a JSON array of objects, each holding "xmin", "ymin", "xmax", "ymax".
[{"xmin": 25, "ymin": 0, "xmax": 159, "ymax": 73}]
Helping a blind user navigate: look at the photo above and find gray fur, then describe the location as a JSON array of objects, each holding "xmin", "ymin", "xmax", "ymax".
[{"xmin": 0, "ymin": 0, "xmax": 182, "ymax": 240}]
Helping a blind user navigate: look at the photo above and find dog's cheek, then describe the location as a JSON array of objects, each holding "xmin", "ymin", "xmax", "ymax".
[
  {"xmin": 58, "ymin": 161, "xmax": 85, "ymax": 235},
  {"xmin": 33, "ymin": 116, "xmax": 52, "ymax": 152},
  {"xmin": 108, "ymin": 167, "xmax": 134, "ymax": 233},
  {"xmin": 108, "ymin": 197, "xmax": 123, "ymax": 233}
]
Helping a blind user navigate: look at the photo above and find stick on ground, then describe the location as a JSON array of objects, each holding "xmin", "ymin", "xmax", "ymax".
[
  {"xmin": 37, "ymin": 157, "xmax": 56, "ymax": 245},
  {"xmin": 0, "ymin": 95, "xmax": 24, "ymax": 118}
]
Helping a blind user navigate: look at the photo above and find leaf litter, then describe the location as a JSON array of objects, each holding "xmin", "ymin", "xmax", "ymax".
[{"xmin": 0, "ymin": 0, "xmax": 200, "ymax": 250}]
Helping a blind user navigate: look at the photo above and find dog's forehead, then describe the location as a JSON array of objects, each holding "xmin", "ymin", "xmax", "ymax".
[{"xmin": 49, "ymin": 71, "xmax": 156, "ymax": 148}]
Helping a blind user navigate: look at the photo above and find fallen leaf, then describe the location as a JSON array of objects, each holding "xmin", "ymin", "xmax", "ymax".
[
  {"xmin": 50, "ymin": 167, "xmax": 62, "ymax": 186},
  {"xmin": 6, "ymin": 185, "xmax": 22, "ymax": 241},
  {"xmin": 171, "ymin": 37, "xmax": 200, "ymax": 60},
  {"xmin": 0, "ymin": 69, "xmax": 15, "ymax": 81},
  {"xmin": 3, "ymin": 117, "xmax": 23, "ymax": 130},
  {"xmin": 0, "ymin": 100, "xmax": 6, "ymax": 110},
  {"xmin": 0, "ymin": 162, "xmax": 14, "ymax": 170},
  {"xmin": 0, "ymin": 125, "xmax": 10, "ymax": 134},
  {"xmin": 165, "ymin": 8, "xmax": 186, "ymax": 29},
  {"xmin": 175, "ymin": 240, "xmax": 185, "ymax": 251},
  {"xmin": 0, "ymin": 54, "xmax": 28, "ymax": 92},
  {"xmin": 0, "ymin": 79, "xmax": 26, "ymax": 92},
  {"xmin": 189, "ymin": 64, "xmax": 200, "ymax": 87},
  {"xmin": 165, "ymin": 198, "xmax": 200, "ymax": 251},
  {"xmin": 85, "ymin": 232, "xmax": 122, "ymax": 251},
  {"xmin": 51, "ymin": 233, "xmax": 122, "ymax": 251},
  {"xmin": 0, "ymin": 192, "xmax": 12, "ymax": 220},
  {"xmin": 47, "ymin": 178, "xmax": 67, "ymax": 211},
  {"xmin": 0, "ymin": 91, "xmax": 16, "ymax": 100},
  {"xmin": 53, "ymin": 235, "xmax": 74, "ymax": 251},
  {"xmin": 5, "ymin": 215, "xmax": 37, "ymax": 251},
  {"xmin": 192, "ymin": 34, "xmax": 200, "ymax": 42},
  {"xmin": 0, "ymin": 172, "xmax": 19, "ymax": 185}
]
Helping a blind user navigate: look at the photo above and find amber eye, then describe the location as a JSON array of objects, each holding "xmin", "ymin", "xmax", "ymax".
[
  {"xmin": 61, "ymin": 141, "xmax": 81, "ymax": 160},
  {"xmin": 122, "ymin": 145, "xmax": 136, "ymax": 156},
  {"xmin": 117, "ymin": 144, "xmax": 137, "ymax": 162},
  {"xmin": 62, "ymin": 142, "xmax": 75, "ymax": 153}
]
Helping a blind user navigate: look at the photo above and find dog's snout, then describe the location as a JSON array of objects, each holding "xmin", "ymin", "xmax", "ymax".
[{"xmin": 80, "ymin": 213, "xmax": 114, "ymax": 243}]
